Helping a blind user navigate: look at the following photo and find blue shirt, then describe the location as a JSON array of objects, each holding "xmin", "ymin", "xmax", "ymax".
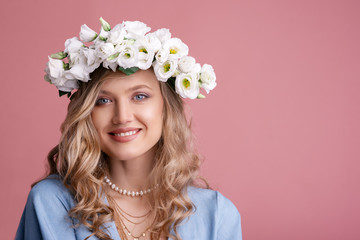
[{"xmin": 16, "ymin": 174, "xmax": 242, "ymax": 240}]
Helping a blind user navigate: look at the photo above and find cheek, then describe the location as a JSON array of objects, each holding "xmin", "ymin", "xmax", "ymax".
[
  {"xmin": 91, "ymin": 110, "xmax": 106, "ymax": 133},
  {"xmin": 91, "ymin": 112, "xmax": 98, "ymax": 128},
  {"xmin": 142, "ymin": 100, "xmax": 163, "ymax": 134}
]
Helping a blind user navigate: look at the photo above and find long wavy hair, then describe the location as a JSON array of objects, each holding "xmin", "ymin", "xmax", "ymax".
[{"xmin": 38, "ymin": 66, "xmax": 209, "ymax": 239}]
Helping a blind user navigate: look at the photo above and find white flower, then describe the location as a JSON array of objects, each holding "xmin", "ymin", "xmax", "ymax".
[
  {"xmin": 117, "ymin": 45, "xmax": 138, "ymax": 69},
  {"xmin": 155, "ymin": 48, "xmax": 169, "ymax": 65},
  {"xmin": 45, "ymin": 61, "xmax": 77, "ymax": 91},
  {"xmin": 68, "ymin": 51, "xmax": 87, "ymax": 67},
  {"xmin": 107, "ymin": 24, "xmax": 126, "ymax": 45},
  {"xmin": 153, "ymin": 59, "xmax": 178, "ymax": 82},
  {"xmin": 144, "ymin": 34, "xmax": 161, "ymax": 52},
  {"xmin": 52, "ymin": 76, "xmax": 69, "ymax": 88},
  {"xmin": 148, "ymin": 28, "xmax": 171, "ymax": 44},
  {"xmin": 45, "ymin": 18, "xmax": 216, "ymax": 100},
  {"xmin": 123, "ymin": 21, "xmax": 151, "ymax": 39},
  {"xmin": 47, "ymin": 57, "xmax": 64, "ymax": 78},
  {"xmin": 175, "ymin": 72, "xmax": 200, "ymax": 99},
  {"xmin": 64, "ymin": 65, "xmax": 91, "ymax": 82},
  {"xmin": 103, "ymin": 61, "xmax": 118, "ymax": 72},
  {"xmin": 137, "ymin": 51, "xmax": 154, "ymax": 70},
  {"xmin": 64, "ymin": 37, "xmax": 83, "ymax": 54},
  {"xmin": 96, "ymin": 42, "xmax": 115, "ymax": 60},
  {"xmin": 191, "ymin": 63, "xmax": 201, "ymax": 74},
  {"xmin": 103, "ymin": 47, "xmax": 121, "ymax": 71},
  {"xmin": 162, "ymin": 38, "xmax": 188, "ymax": 60},
  {"xmin": 95, "ymin": 27, "xmax": 110, "ymax": 43},
  {"xmin": 136, "ymin": 40, "xmax": 155, "ymax": 70},
  {"xmin": 200, "ymin": 64, "xmax": 217, "ymax": 93},
  {"xmin": 79, "ymin": 24, "xmax": 98, "ymax": 42},
  {"xmin": 57, "ymin": 79, "xmax": 79, "ymax": 92},
  {"xmin": 82, "ymin": 48, "xmax": 96, "ymax": 65},
  {"xmin": 178, "ymin": 56, "xmax": 196, "ymax": 73},
  {"xmin": 82, "ymin": 48, "xmax": 101, "ymax": 72}
]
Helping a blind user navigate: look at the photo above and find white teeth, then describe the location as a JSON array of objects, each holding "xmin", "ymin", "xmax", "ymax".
[{"xmin": 114, "ymin": 130, "xmax": 137, "ymax": 137}]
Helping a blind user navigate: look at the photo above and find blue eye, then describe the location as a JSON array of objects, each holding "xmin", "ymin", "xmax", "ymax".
[
  {"xmin": 133, "ymin": 94, "xmax": 148, "ymax": 101},
  {"xmin": 95, "ymin": 98, "xmax": 111, "ymax": 105}
]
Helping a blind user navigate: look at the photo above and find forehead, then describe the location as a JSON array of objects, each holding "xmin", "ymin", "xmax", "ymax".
[{"xmin": 100, "ymin": 69, "xmax": 160, "ymax": 92}]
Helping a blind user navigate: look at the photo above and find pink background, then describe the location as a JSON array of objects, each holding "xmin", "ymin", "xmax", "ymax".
[{"xmin": 1, "ymin": 0, "xmax": 359, "ymax": 239}]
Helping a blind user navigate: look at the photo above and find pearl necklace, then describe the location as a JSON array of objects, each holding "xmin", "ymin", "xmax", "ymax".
[{"xmin": 104, "ymin": 176, "xmax": 158, "ymax": 197}]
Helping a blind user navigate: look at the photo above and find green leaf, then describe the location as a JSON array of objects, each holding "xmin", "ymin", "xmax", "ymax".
[
  {"xmin": 63, "ymin": 62, "xmax": 70, "ymax": 70},
  {"xmin": 118, "ymin": 66, "xmax": 139, "ymax": 76},
  {"xmin": 59, "ymin": 90, "xmax": 71, "ymax": 98},
  {"xmin": 50, "ymin": 51, "xmax": 67, "ymax": 60},
  {"xmin": 166, "ymin": 77, "xmax": 176, "ymax": 92}
]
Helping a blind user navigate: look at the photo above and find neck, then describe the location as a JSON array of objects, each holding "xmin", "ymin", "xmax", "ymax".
[{"xmin": 108, "ymin": 146, "xmax": 157, "ymax": 191}]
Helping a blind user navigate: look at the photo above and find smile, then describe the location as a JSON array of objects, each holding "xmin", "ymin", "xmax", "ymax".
[
  {"xmin": 109, "ymin": 128, "xmax": 141, "ymax": 143},
  {"xmin": 114, "ymin": 130, "xmax": 137, "ymax": 137}
]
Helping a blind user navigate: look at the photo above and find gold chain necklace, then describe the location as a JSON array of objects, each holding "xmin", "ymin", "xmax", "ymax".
[
  {"xmin": 112, "ymin": 199, "xmax": 150, "ymax": 225},
  {"xmin": 107, "ymin": 193, "xmax": 157, "ymax": 240},
  {"xmin": 117, "ymin": 211, "xmax": 150, "ymax": 240},
  {"xmin": 115, "ymin": 201, "xmax": 152, "ymax": 219}
]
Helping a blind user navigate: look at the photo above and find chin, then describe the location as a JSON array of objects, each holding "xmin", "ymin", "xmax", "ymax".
[
  {"xmin": 106, "ymin": 146, "xmax": 153, "ymax": 161},
  {"xmin": 102, "ymin": 140, "xmax": 160, "ymax": 162}
]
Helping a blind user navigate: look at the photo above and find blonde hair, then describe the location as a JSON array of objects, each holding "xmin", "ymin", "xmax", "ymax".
[{"xmin": 39, "ymin": 66, "xmax": 209, "ymax": 239}]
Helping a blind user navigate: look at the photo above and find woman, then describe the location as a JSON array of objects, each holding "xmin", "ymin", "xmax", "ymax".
[{"xmin": 16, "ymin": 18, "xmax": 242, "ymax": 240}]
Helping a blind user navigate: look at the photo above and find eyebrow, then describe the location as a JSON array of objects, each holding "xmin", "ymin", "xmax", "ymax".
[
  {"xmin": 127, "ymin": 84, "xmax": 153, "ymax": 92},
  {"xmin": 100, "ymin": 84, "xmax": 153, "ymax": 95}
]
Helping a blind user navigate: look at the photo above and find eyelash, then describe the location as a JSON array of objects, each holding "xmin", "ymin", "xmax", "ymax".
[
  {"xmin": 95, "ymin": 98, "xmax": 111, "ymax": 105},
  {"xmin": 133, "ymin": 93, "xmax": 149, "ymax": 101},
  {"xmin": 95, "ymin": 93, "xmax": 149, "ymax": 106}
]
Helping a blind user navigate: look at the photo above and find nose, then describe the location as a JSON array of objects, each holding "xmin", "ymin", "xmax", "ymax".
[{"xmin": 112, "ymin": 100, "xmax": 134, "ymax": 125}]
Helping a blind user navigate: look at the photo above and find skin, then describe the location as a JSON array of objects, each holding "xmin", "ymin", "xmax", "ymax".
[{"xmin": 91, "ymin": 69, "xmax": 166, "ymax": 239}]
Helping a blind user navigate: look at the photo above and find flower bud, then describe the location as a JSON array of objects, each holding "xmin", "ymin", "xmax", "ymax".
[
  {"xmin": 99, "ymin": 36, "xmax": 108, "ymax": 41},
  {"xmin": 79, "ymin": 24, "xmax": 98, "ymax": 42},
  {"xmin": 99, "ymin": 17, "xmax": 111, "ymax": 32}
]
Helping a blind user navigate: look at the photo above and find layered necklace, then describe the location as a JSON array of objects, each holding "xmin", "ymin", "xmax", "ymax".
[
  {"xmin": 107, "ymin": 194, "xmax": 155, "ymax": 240},
  {"xmin": 105, "ymin": 176, "xmax": 161, "ymax": 240}
]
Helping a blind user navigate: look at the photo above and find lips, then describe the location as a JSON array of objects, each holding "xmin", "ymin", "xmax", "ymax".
[
  {"xmin": 109, "ymin": 127, "xmax": 141, "ymax": 143},
  {"xmin": 109, "ymin": 127, "xmax": 141, "ymax": 134}
]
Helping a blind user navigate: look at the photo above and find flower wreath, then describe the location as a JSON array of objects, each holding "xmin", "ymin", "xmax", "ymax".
[{"xmin": 45, "ymin": 17, "xmax": 217, "ymax": 100}]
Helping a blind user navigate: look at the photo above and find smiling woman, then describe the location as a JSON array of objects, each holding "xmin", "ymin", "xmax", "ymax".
[
  {"xmin": 91, "ymin": 70, "xmax": 164, "ymax": 163},
  {"xmin": 15, "ymin": 18, "xmax": 241, "ymax": 240}
]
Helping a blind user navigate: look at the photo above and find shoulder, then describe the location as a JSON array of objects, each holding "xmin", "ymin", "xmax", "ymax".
[
  {"xmin": 187, "ymin": 185, "xmax": 240, "ymax": 217},
  {"xmin": 28, "ymin": 174, "xmax": 75, "ymax": 211},
  {"xmin": 179, "ymin": 186, "xmax": 242, "ymax": 239},
  {"xmin": 16, "ymin": 174, "xmax": 79, "ymax": 240}
]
